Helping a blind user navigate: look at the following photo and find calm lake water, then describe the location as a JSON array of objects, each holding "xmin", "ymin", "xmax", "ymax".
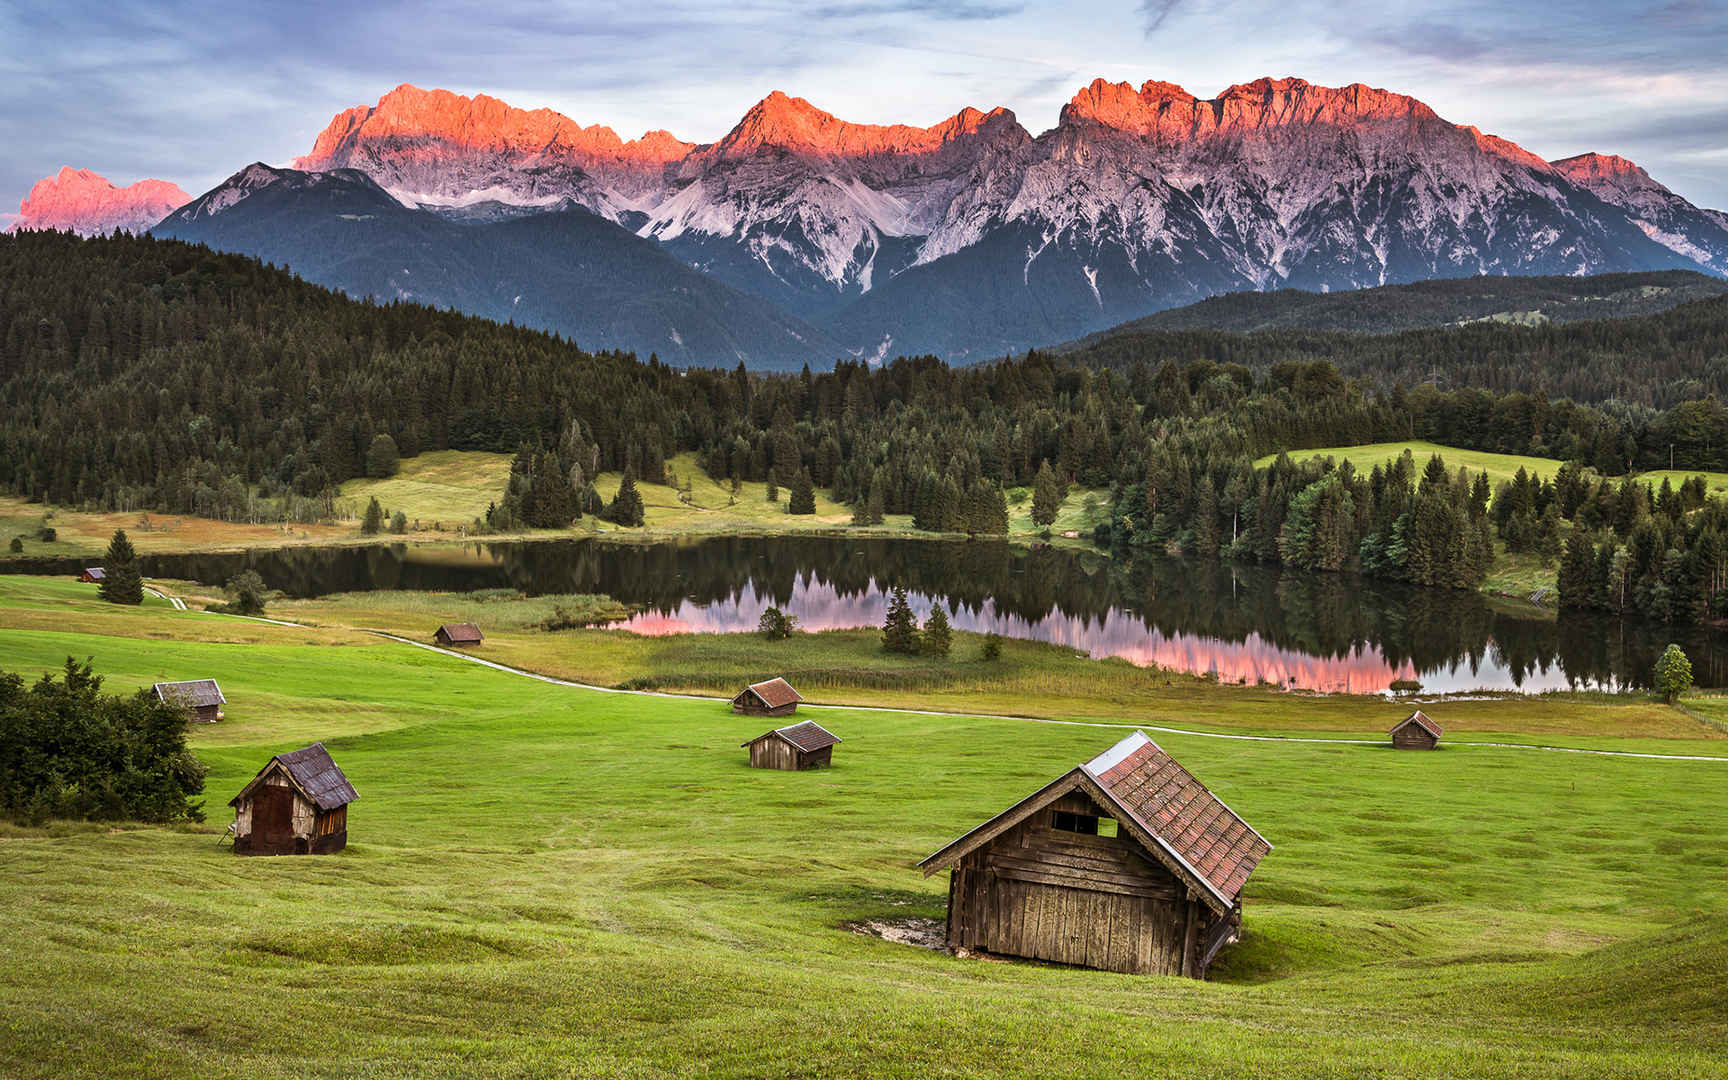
[{"xmin": 24, "ymin": 536, "xmax": 1726, "ymax": 693}]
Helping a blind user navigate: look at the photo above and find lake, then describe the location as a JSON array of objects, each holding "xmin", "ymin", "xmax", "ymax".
[{"xmin": 21, "ymin": 535, "xmax": 1724, "ymax": 693}]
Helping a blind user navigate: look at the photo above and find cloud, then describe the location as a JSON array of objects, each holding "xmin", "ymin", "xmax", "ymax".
[
  {"xmin": 1138, "ymin": 0, "xmax": 1185, "ymax": 35},
  {"xmin": 812, "ymin": 0, "xmax": 1023, "ymax": 19}
]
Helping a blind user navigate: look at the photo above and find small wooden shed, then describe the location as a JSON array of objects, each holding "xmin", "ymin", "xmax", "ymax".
[
  {"xmin": 732, "ymin": 677, "xmax": 802, "ymax": 717},
  {"xmin": 434, "ymin": 622, "xmax": 484, "ymax": 647},
  {"xmin": 1391, "ymin": 710, "xmax": 1442, "ymax": 750},
  {"xmin": 919, "ymin": 731, "xmax": 1271, "ymax": 978},
  {"xmin": 229, "ymin": 743, "xmax": 357, "ymax": 855},
  {"xmin": 154, "ymin": 679, "xmax": 226, "ymax": 723},
  {"xmin": 742, "ymin": 720, "xmax": 841, "ymax": 770},
  {"xmin": 80, "ymin": 567, "xmax": 106, "ymax": 583}
]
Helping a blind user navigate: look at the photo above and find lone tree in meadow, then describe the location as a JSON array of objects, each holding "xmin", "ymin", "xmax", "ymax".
[
  {"xmin": 221, "ymin": 570, "xmax": 270, "ymax": 616},
  {"xmin": 758, "ymin": 606, "xmax": 797, "ymax": 641},
  {"xmin": 980, "ymin": 632, "xmax": 1004, "ymax": 662},
  {"xmin": 1031, "ymin": 460, "xmax": 1063, "ymax": 528},
  {"xmin": 787, "ymin": 468, "xmax": 816, "ymax": 515},
  {"xmin": 606, "ymin": 468, "xmax": 646, "ymax": 527},
  {"xmin": 361, "ymin": 497, "xmax": 384, "ymax": 536},
  {"xmin": 366, "ymin": 433, "xmax": 400, "ymax": 478},
  {"xmin": 98, "ymin": 529, "xmax": 143, "ymax": 605},
  {"xmin": 881, "ymin": 586, "xmax": 920, "ymax": 655},
  {"xmin": 921, "ymin": 604, "xmax": 952, "ymax": 658},
  {"xmin": 1654, "ymin": 643, "xmax": 1693, "ymax": 704}
]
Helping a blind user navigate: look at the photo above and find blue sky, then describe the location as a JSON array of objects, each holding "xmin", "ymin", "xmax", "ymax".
[{"xmin": 3, "ymin": 0, "xmax": 1725, "ymax": 222}]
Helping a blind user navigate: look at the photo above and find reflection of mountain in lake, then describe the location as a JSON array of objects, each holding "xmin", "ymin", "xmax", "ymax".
[{"xmin": 19, "ymin": 535, "xmax": 1719, "ymax": 692}]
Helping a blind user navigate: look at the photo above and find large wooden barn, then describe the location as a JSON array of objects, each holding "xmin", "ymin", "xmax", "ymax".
[
  {"xmin": 434, "ymin": 622, "xmax": 484, "ymax": 647},
  {"xmin": 731, "ymin": 677, "xmax": 802, "ymax": 717},
  {"xmin": 742, "ymin": 720, "xmax": 841, "ymax": 770},
  {"xmin": 919, "ymin": 731, "xmax": 1271, "ymax": 978},
  {"xmin": 1391, "ymin": 710, "xmax": 1443, "ymax": 750},
  {"xmin": 154, "ymin": 679, "xmax": 226, "ymax": 723},
  {"xmin": 228, "ymin": 743, "xmax": 358, "ymax": 855}
]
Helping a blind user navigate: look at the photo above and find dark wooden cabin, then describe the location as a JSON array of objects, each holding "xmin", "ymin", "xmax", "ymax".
[
  {"xmin": 154, "ymin": 679, "xmax": 227, "ymax": 723},
  {"xmin": 1391, "ymin": 710, "xmax": 1442, "ymax": 750},
  {"xmin": 731, "ymin": 677, "xmax": 802, "ymax": 717},
  {"xmin": 434, "ymin": 622, "xmax": 484, "ymax": 647},
  {"xmin": 742, "ymin": 720, "xmax": 841, "ymax": 770},
  {"xmin": 919, "ymin": 731, "xmax": 1271, "ymax": 978},
  {"xmin": 229, "ymin": 743, "xmax": 357, "ymax": 855},
  {"xmin": 79, "ymin": 567, "xmax": 105, "ymax": 583}
]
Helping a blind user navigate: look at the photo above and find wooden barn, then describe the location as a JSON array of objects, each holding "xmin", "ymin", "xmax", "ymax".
[
  {"xmin": 154, "ymin": 679, "xmax": 226, "ymax": 723},
  {"xmin": 79, "ymin": 567, "xmax": 105, "ymax": 583},
  {"xmin": 742, "ymin": 720, "xmax": 841, "ymax": 770},
  {"xmin": 731, "ymin": 677, "xmax": 802, "ymax": 717},
  {"xmin": 919, "ymin": 731, "xmax": 1271, "ymax": 978},
  {"xmin": 434, "ymin": 622, "xmax": 484, "ymax": 647},
  {"xmin": 1391, "ymin": 710, "xmax": 1443, "ymax": 750},
  {"xmin": 228, "ymin": 743, "xmax": 357, "ymax": 855}
]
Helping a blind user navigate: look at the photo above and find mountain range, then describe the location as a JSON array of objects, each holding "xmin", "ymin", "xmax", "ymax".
[
  {"xmin": 17, "ymin": 77, "xmax": 1728, "ymax": 368},
  {"xmin": 9, "ymin": 167, "xmax": 189, "ymax": 236}
]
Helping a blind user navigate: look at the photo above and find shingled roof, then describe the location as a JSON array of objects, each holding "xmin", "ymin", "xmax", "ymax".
[
  {"xmin": 1392, "ymin": 711, "xmax": 1443, "ymax": 739},
  {"xmin": 154, "ymin": 679, "xmax": 226, "ymax": 709},
  {"xmin": 742, "ymin": 719, "xmax": 841, "ymax": 752},
  {"xmin": 229, "ymin": 742, "xmax": 358, "ymax": 812},
  {"xmin": 920, "ymin": 731, "xmax": 1271, "ymax": 914},
  {"xmin": 740, "ymin": 678, "xmax": 801, "ymax": 709},
  {"xmin": 437, "ymin": 622, "xmax": 484, "ymax": 644},
  {"xmin": 83, "ymin": 567, "xmax": 106, "ymax": 581}
]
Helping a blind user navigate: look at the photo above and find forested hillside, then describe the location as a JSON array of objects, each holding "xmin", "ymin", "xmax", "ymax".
[
  {"xmin": 1064, "ymin": 271, "xmax": 1728, "ymax": 338},
  {"xmin": 7, "ymin": 231, "xmax": 1728, "ymax": 619}
]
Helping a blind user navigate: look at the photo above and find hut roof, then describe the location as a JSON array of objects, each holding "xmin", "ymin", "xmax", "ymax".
[
  {"xmin": 154, "ymin": 679, "xmax": 226, "ymax": 708},
  {"xmin": 919, "ymin": 731, "xmax": 1271, "ymax": 914},
  {"xmin": 742, "ymin": 719, "xmax": 841, "ymax": 752},
  {"xmin": 83, "ymin": 567, "xmax": 106, "ymax": 580},
  {"xmin": 1392, "ymin": 710, "xmax": 1443, "ymax": 739},
  {"xmin": 229, "ymin": 742, "xmax": 358, "ymax": 811},
  {"xmin": 437, "ymin": 622, "xmax": 484, "ymax": 644},
  {"xmin": 741, "ymin": 677, "xmax": 801, "ymax": 709}
]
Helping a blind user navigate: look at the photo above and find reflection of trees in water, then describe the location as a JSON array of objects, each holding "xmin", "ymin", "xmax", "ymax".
[{"xmin": 104, "ymin": 535, "xmax": 1728, "ymax": 690}]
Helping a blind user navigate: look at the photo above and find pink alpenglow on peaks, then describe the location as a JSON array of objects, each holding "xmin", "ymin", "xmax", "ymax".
[{"xmin": 11, "ymin": 168, "xmax": 190, "ymax": 236}]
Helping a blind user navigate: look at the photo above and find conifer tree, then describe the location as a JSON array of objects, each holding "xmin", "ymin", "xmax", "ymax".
[
  {"xmin": 1031, "ymin": 460, "xmax": 1062, "ymax": 527},
  {"xmin": 788, "ymin": 468, "xmax": 816, "ymax": 515},
  {"xmin": 607, "ymin": 468, "xmax": 646, "ymax": 527},
  {"xmin": 881, "ymin": 586, "xmax": 920, "ymax": 655},
  {"xmin": 361, "ymin": 497, "xmax": 384, "ymax": 536},
  {"xmin": 366, "ymin": 434, "xmax": 400, "ymax": 478},
  {"xmin": 921, "ymin": 604, "xmax": 952, "ymax": 658},
  {"xmin": 865, "ymin": 477, "xmax": 886, "ymax": 526},
  {"xmin": 98, "ymin": 528, "xmax": 143, "ymax": 605}
]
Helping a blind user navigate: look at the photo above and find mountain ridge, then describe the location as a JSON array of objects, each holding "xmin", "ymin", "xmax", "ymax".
[{"xmin": 10, "ymin": 167, "xmax": 190, "ymax": 236}]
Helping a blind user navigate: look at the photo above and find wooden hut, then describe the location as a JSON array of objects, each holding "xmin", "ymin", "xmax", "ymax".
[
  {"xmin": 1391, "ymin": 710, "xmax": 1442, "ymax": 750},
  {"xmin": 742, "ymin": 720, "xmax": 841, "ymax": 770},
  {"xmin": 228, "ymin": 743, "xmax": 357, "ymax": 855},
  {"xmin": 154, "ymin": 679, "xmax": 227, "ymax": 723},
  {"xmin": 731, "ymin": 677, "xmax": 802, "ymax": 717},
  {"xmin": 434, "ymin": 622, "xmax": 484, "ymax": 647},
  {"xmin": 79, "ymin": 567, "xmax": 105, "ymax": 583},
  {"xmin": 919, "ymin": 731, "xmax": 1271, "ymax": 978}
]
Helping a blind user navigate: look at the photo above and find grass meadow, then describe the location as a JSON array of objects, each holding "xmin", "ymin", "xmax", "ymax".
[{"xmin": 1, "ymin": 577, "xmax": 1726, "ymax": 1077}]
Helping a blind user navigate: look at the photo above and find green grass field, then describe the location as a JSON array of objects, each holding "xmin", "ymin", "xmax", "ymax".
[
  {"xmin": 3, "ymin": 582, "xmax": 1727, "ymax": 1077},
  {"xmin": 338, "ymin": 449, "xmax": 516, "ymax": 526}
]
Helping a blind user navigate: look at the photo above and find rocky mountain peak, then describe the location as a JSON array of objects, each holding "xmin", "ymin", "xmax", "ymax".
[{"xmin": 10, "ymin": 167, "xmax": 189, "ymax": 235}]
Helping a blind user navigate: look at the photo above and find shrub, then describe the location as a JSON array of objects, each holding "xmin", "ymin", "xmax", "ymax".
[
  {"xmin": 980, "ymin": 633, "xmax": 1004, "ymax": 662},
  {"xmin": 7, "ymin": 537, "xmax": 20, "ymax": 554},
  {"xmin": 1654, "ymin": 643, "xmax": 1693, "ymax": 704},
  {"xmin": 366, "ymin": 433, "xmax": 400, "ymax": 478},
  {"xmin": 758, "ymin": 606, "xmax": 798, "ymax": 640}
]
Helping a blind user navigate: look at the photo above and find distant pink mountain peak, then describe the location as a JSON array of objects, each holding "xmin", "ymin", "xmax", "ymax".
[
  {"xmin": 11, "ymin": 167, "xmax": 189, "ymax": 235},
  {"xmin": 708, "ymin": 90, "xmax": 1020, "ymax": 160},
  {"xmin": 1550, "ymin": 152, "xmax": 1660, "ymax": 191},
  {"xmin": 293, "ymin": 83, "xmax": 695, "ymax": 173}
]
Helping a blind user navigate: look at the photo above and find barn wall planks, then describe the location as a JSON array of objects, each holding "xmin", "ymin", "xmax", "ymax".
[{"xmin": 943, "ymin": 796, "xmax": 1225, "ymax": 976}]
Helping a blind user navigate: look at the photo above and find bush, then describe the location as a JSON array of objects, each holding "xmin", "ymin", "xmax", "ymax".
[
  {"xmin": 980, "ymin": 633, "xmax": 1004, "ymax": 662},
  {"xmin": 758, "ymin": 606, "xmax": 798, "ymax": 640},
  {"xmin": 366, "ymin": 433, "xmax": 400, "ymax": 478},
  {"xmin": 0, "ymin": 658, "xmax": 206, "ymax": 824},
  {"xmin": 219, "ymin": 570, "xmax": 270, "ymax": 616},
  {"xmin": 7, "ymin": 537, "xmax": 20, "ymax": 554},
  {"xmin": 390, "ymin": 511, "xmax": 408, "ymax": 535}
]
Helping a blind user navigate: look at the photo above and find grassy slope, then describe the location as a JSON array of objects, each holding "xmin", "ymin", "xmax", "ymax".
[
  {"xmin": 2, "ymin": 596, "xmax": 1726, "ymax": 1077},
  {"xmin": 1256, "ymin": 440, "xmax": 1728, "ymax": 498},
  {"xmin": 4, "ymin": 452, "xmax": 1110, "ymax": 558}
]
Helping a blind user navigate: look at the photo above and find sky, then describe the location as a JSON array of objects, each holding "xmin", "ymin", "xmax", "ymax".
[{"xmin": 3, "ymin": 0, "xmax": 1726, "ymax": 226}]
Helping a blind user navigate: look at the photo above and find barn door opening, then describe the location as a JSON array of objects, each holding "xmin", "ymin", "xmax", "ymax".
[{"xmin": 256, "ymin": 784, "xmax": 295, "ymax": 851}]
